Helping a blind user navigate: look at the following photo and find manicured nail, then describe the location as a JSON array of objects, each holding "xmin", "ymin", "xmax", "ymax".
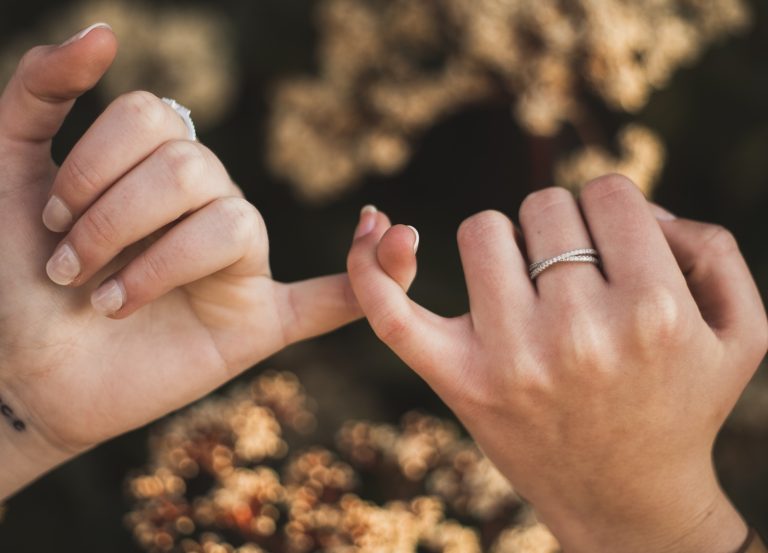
[
  {"xmin": 42, "ymin": 196, "xmax": 74, "ymax": 232},
  {"xmin": 61, "ymin": 22, "xmax": 112, "ymax": 47},
  {"xmin": 91, "ymin": 279, "xmax": 125, "ymax": 316},
  {"xmin": 46, "ymin": 244, "xmax": 81, "ymax": 285},
  {"xmin": 354, "ymin": 205, "xmax": 378, "ymax": 238},
  {"xmin": 406, "ymin": 225, "xmax": 420, "ymax": 254},
  {"xmin": 650, "ymin": 202, "xmax": 676, "ymax": 221}
]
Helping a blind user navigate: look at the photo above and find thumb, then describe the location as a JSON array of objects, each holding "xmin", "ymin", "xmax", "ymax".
[{"xmin": 0, "ymin": 23, "xmax": 117, "ymax": 148}]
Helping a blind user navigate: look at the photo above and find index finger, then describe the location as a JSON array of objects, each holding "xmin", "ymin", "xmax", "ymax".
[{"xmin": 657, "ymin": 215, "xmax": 768, "ymax": 363}]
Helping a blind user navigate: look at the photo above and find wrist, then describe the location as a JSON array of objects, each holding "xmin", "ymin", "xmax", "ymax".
[
  {"xmin": 534, "ymin": 463, "xmax": 747, "ymax": 553},
  {"xmin": 0, "ymin": 383, "xmax": 76, "ymax": 500}
]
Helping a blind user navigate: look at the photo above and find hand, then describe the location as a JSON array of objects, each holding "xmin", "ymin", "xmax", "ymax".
[
  {"xmin": 0, "ymin": 25, "xmax": 376, "ymax": 499},
  {"xmin": 348, "ymin": 176, "xmax": 768, "ymax": 552}
]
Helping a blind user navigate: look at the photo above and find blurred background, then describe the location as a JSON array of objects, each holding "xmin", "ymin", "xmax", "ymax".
[{"xmin": 0, "ymin": 0, "xmax": 767, "ymax": 551}]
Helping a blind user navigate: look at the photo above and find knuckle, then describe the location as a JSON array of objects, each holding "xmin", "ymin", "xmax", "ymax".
[
  {"xmin": 346, "ymin": 248, "xmax": 368, "ymax": 277},
  {"xmin": 117, "ymin": 91, "xmax": 167, "ymax": 132},
  {"xmin": 80, "ymin": 206, "xmax": 120, "ymax": 248},
  {"xmin": 64, "ymin": 153, "xmax": 102, "ymax": 196},
  {"xmin": 580, "ymin": 173, "xmax": 639, "ymax": 203},
  {"xmin": 583, "ymin": 173, "xmax": 637, "ymax": 195},
  {"xmin": 214, "ymin": 197, "xmax": 262, "ymax": 244},
  {"xmin": 375, "ymin": 309, "xmax": 409, "ymax": 345},
  {"xmin": 563, "ymin": 314, "xmax": 613, "ymax": 372},
  {"xmin": 519, "ymin": 187, "xmax": 573, "ymax": 221},
  {"xmin": 139, "ymin": 251, "xmax": 170, "ymax": 286},
  {"xmin": 700, "ymin": 225, "xmax": 740, "ymax": 259},
  {"xmin": 157, "ymin": 140, "xmax": 208, "ymax": 193},
  {"xmin": 17, "ymin": 47, "xmax": 45, "ymax": 81},
  {"xmin": 457, "ymin": 210, "xmax": 511, "ymax": 248},
  {"xmin": 630, "ymin": 286, "xmax": 684, "ymax": 350}
]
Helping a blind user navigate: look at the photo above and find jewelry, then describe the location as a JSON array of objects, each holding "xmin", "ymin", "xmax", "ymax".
[
  {"xmin": 161, "ymin": 98, "xmax": 197, "ymax": 141},
  {"xmin": 529, "ymin": 248, "xmax": 600, "ymax": 280}
]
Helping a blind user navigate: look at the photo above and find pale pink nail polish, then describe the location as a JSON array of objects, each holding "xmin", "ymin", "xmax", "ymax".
[
  {"xmin": 42, "ymin": 196, "xmax": 73, "ymax": 232},
  {"xmin": 60, "ymin": 22, "xmax": 112, "ymax": 47},
  {"xmin": 46, "ymin": 244, "xmax": 81, "ymax": 285},
  {"xmin": 91, "ymin": 279, "xmax": 125, "ymax": 316},
  {"xmin": 354, "ymin": 205, "xmax": 378, "ymax": 238},
  {"xmin": 406, "ymin": 225, "xmax": 420, "ymax": 254}
]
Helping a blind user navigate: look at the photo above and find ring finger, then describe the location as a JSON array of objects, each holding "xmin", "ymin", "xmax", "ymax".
[
  {"xmin": 518, "ymin": 187, "xmax": 603, "ymax": 297},
  {"xmin": 46, "ymin": 139, "xmax": 237, "ymax": 286}
]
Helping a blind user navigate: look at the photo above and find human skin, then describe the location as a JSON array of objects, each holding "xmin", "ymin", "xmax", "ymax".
[
  {"xmin": 348, "ymin": 180, "xmax": 768, "ymax": 552},
  {"xmin": 1, "ymin": 23, "xmax": 766, "ymax": 553},
  {"xmin": 0, "ymin": 26, "xmax": 414, "ymax": 500}
]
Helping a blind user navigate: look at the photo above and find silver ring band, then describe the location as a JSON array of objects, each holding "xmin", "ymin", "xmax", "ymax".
[
  {"xmin": 161, "ymin": 98, "xmax": 197, "ymax": 141},
  {"xmin": 529, "ymin": 248, "xmax": 600, "ymax": 280}
]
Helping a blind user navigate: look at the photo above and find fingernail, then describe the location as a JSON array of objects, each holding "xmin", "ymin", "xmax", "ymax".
[
  {"xmin": 46, "ymin": 244, "xmax": 81, "ymax": 285},
  {"xmin": 91, "ymin": 279, "xmax": 125, "ymax": 316},
  {"xmin": 650, "ymin": 202, "xmax": 676, "ymax": 221},
  {"xmin": 406, "ymin": 225, "xmax": 420, "ymax": 254},
  {"xmin": 42, "ymin": 196, "xmax": 74, "ymax": 232},
  {"xmin": 354, "ymin": 205, "xmax": 378, "ymax": 238},
  {"xmin": 61, "ymin": 22, "xmax": 112, "ymax": 47}
]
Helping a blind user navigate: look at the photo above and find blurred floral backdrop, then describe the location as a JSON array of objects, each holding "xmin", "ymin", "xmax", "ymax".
[{"xmin": 0, "ymin": 0, "xmax": 767, "ymax": 551}]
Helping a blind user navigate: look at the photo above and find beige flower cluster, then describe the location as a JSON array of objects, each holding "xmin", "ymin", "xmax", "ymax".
[
  {"xmin": 267, "ymin": 0, "xmax": 749, "ymax": 200},
  {"xmin": 554, "ymin": 124, "xmax": 666, "ymax": 195},
  {"xmin": 0, "ymin": 0, "xmax": 237, "ymax": 130},
  {"xmin": 126, "ymin": 371, "xmax": 559, "ymax": 553}
]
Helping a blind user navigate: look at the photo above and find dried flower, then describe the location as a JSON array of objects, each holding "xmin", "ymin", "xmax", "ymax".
[
  {"xmin": 554, "ymin": 124, "xmax": 666, "ymax": 195},
  {"xmin": 126, "ymin": 371, "xmax": 549, "ymax": 552},
  {"xmin": 267, "ymin": 0, "xmax": 749, "ymax": 200},
  {"xmin": 492, "ymin": 523, "xmax": 561, "ymax": 553}
]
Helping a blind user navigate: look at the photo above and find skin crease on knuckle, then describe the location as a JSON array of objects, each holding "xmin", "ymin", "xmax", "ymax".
[
  {"xmin": 627, "ymin": 285, "xmax": 687, "ymax": 356},
  {"xmin": 157, "ymin": 140, "xmax": 210, "ymax": 195},
  {"xmin": 64, "ymin": 151, "xmax": 103, "ymax": 198},
  {"xmin": 456, "ymin": 209, "xmax": 511, "ymax": 248},
  {"xmin": 79, "ymin": 201, "xmax": 121, "ymax": 251},
  {"xmin": 699, "ymin": 224, "xmax": 740, "ymax": 260},
  {"xmin": 580, "ymin": 172, "xmax": 640, "ymax": 204},
  {"xmin": 215, "ymin": 197, "xmax": 262, "ymax": 247},
  {"xmin": 118, "ymin": 90, "xmax": 169, "ymax": 135},
  {"xmin": 18, "ymin": 47, "xmax": 59, "ymax": 101},
  {"xmin": 518, "ymin": 186, "xmax": 574, "ymax": 224},
  {"xmin": 136, "ymin": 249, "xmax": 171, "ymax": 290}
]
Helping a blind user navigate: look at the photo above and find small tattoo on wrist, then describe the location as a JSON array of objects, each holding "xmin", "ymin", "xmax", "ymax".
[{"xmin": 0, "ymin": 396, "xmax": 26, "ymax": 432}]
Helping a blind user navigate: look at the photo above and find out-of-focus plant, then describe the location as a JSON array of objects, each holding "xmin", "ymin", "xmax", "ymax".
[
  {"xmin": 125, "ymin": 371, "xmax": 559, "ymax": 553},
  {"xmin": 267, "ymin": 0, "xmax": 750, "ymax": 201},
  {"xmin": 0, "ymin": 0, "xmax": 237, "ymax": 131}
]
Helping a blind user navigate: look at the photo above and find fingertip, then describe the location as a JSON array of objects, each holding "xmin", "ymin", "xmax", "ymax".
[
  {"xmin": 42, "ymin": 195, "xmax": 74, "ymax": 233},
  {"xmin": 90, "ymin": 277, "xmax": 125, "ymax": 317},
  {"xmin": 352, "ymin": 205, "xmax": 391, "ymax": 243},
  {"xmin": 32, "ymin": 25, "xmax": 117, "ymax": 99},
  {"xmin": 377, "ymin": 224, "xmax": 419, "ymax": 292}
]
